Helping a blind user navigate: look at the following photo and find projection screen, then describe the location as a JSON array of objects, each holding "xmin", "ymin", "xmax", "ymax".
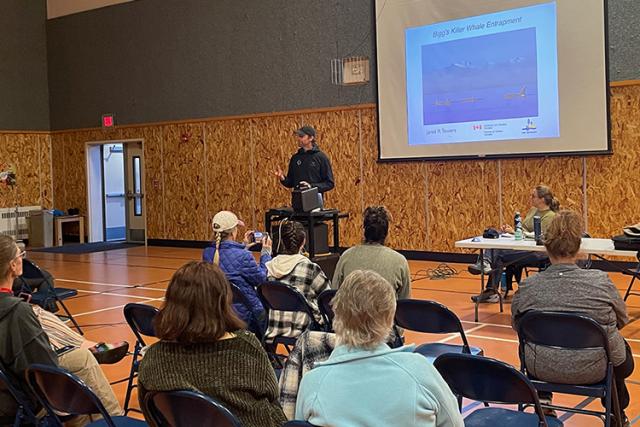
[{"xmin": 376, "ymin": 0, "xmax": 611, "ymax": 160}]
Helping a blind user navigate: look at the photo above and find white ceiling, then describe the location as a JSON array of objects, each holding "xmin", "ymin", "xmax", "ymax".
[{"xmin": 47, "ymin": 0, "xmax": 135, "ymax": 19}]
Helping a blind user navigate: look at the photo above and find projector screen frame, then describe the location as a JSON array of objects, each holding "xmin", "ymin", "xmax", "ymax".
[{"xmin": 373, "ymin": 0, "xmax": 613, "ymax": 163}]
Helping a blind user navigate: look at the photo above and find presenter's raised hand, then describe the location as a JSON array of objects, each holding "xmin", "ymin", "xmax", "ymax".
[
  {"xmin": 501, "ymin": 224, "xmax": 514, "ymax": 234},
  {"xmin": 274, "ymin": 167, "xmax": 285, "ymax": 181}
]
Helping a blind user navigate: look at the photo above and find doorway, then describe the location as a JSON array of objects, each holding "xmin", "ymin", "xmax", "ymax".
[{"xmin": 86, "ymin": 140, "xmax": 146, "ymax": 244}]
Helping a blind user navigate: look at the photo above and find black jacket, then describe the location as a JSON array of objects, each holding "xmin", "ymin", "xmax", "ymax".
[
  {"xmin": 281, "ymin": 144, "xmax": 334, "ymax": 193},
  {"xmin": 0, "ymin": 293, "xmax": 57, "ymax": 418}
]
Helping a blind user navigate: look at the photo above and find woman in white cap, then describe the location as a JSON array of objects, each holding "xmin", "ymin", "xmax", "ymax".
[{"xmin": 203, "ymin": 211, "xmax": 272, "ymax": 332}]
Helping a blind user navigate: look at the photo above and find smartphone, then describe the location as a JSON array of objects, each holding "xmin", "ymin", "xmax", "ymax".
[
  {"xmin": 55, "ymin": 345, "xmax": 76, "ymax": 356},
  {"xmin": 253, "ymin": 231, "xmax": 264, "ymax": 240}
]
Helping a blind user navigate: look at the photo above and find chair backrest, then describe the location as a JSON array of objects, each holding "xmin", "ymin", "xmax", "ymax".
[
  {"xmin": 394, "ymin": 299, "xmax": 471, "ymax": 351},
  {"xmin": 516, "ymin": 311, "xmax": 610, "ymax": 354},
  {"xmin": 16, "ymin": 258, "xmax": 48, "ymax": 292},
  {"xmin": 257, "ymin": 281, "xmax": 318, "ymax": 327},
  {"xmin": 434, "ymin": 353, "xmax": 548, "ymax": 425},
  {"xmin": 26, "ymin": 364, "xmax": 114, "ymax": 426},
  {"xmin": 317, "ymin": 289, "xmax": 337, "ymax": 327},
  {"xmin": 124, "ymin": 303, "xmax": 160, "ymax": 347},
  {"xmin": 229, "ymin": 281, "xmax": 264, "ymax": 340},
  {"xmin": 144, "ymin": 390, "xmax": 241, "ymax": 427}
]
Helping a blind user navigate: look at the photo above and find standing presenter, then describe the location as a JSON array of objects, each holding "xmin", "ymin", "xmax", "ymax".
[{"xmin": 274, "ymin": 125, "xmax": 335, "ymax": 201}]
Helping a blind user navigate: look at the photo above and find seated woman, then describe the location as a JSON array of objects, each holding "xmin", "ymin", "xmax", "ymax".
[
  {"xmin": 203, "ymin": 210, "xmax": 272, "ymax": 332},
  {"xmin": 0, "ymin": 236, "xmax": 122, "ymax": 425},
  {"xmin": 295, "ymin": 270, "xmax": 463, "ymax": 427},
  {"xmin": 265, "ymin": 221, "xmax": 329, "ymax": 341},
  {"xmin": 470, "ymin": 185, "xmax": 559, "ymax": 302},
  {"xmin": 512, "ymin": 211, "xmax": 633, "ymax": 426},
  {"xmin": 138, "ymin": 261, "xmax": 287, "ymax": 427}
]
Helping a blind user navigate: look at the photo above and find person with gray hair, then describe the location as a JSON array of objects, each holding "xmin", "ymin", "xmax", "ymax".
[{"xmin": 295, "ymin": 270, "xmax": 463, "ymax": 427}]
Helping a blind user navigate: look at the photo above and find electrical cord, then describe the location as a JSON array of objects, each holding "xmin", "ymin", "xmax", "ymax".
[{"xmin": 411, "ymin": 263, "xmax": 459, "ymax": 281}]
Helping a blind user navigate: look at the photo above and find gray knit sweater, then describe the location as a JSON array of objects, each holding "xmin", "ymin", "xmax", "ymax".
[
  {"xmin": 511, "ymin": 263, "xmax": 629, "ymax": 384},
  {"xmin": 138, "ymin": 330, "xmax": 286, "ymax": 427}
]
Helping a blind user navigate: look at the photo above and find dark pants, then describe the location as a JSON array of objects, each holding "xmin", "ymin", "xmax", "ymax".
[{"xmin": 483, "ymin": 249, "xmax": 548, "ymax": 288}]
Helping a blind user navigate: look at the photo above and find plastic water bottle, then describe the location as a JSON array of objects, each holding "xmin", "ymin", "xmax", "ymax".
[
  {"xmin": 501, "ymin": 271, "xmax": 508, "ymax": 291},
  {"xmin": 514, "ymin": 211, "xmax": 523, "ymax": 240}
]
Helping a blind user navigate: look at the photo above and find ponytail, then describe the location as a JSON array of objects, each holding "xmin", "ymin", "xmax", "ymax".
[{"xmin": 549, "ymin": 197, "xmax": 560, "ymax": 212}]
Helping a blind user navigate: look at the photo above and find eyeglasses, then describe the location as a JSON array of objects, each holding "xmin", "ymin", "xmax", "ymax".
[{"xmin": 13, "ymin": 250, "xmax": 26, "ymax": 260}]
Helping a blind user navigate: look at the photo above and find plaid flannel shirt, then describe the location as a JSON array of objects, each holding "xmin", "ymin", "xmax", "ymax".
[
  {"xmin": 265, "ymin": 259, "xmax": 330, "ymax": 340},
  {"xmin": 278, "ymin": 330, "xmax": 336, "ymax": 419}
]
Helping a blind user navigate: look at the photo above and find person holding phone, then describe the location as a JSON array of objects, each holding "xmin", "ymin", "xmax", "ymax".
[
  {"xmin": 273, "ymin": 125, "xmax": 335, "ymax": 197},
  {"xmin": 203, "ymin": 211, "xmax": 272, "ymax": 332}
]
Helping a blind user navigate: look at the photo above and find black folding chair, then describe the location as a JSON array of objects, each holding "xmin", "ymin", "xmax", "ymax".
[
  {"xmin": 317, "ymin": 289, "xmax": 337, "ymax": 331},
  {"xmin": 26, "ymin": 364, "xmax": 147, "ymax": 426},
  {"xmin": 257, "ymin": 281, "xmax": 322, "ymax": 353},
  {"xmin": 229, "ymin": 281, "xmax": 265, "ymax": 341},
  {"xmin": 143, "ymin": 390, "xmax": 241, "ymax": 427},
  {"xmin": 394, "ymin": 299, "xmax": 483, "ymax": 363},
  {"xmin": 18, "ymin": 258, "xmax": 83, "ymax": 334},
  {"xmin": 622, "ymin": 252, "xmax": 640, "ymax": 301},
  {"xmin": 123, "ymin": 303, "xmax": 159, "ymax": 415},
  {"xmin": 434, "ymin": 353, "xmax": 562, "ymax": 427},
  {"xmin": 516, "ymin": 311, "xmax": 622, "ymax": 427},
  {"xmin": 0, "ymin": 362, "xmax": 40, "ymax": 427}
]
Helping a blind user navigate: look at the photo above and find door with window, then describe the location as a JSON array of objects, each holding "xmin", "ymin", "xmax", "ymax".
[{"xmin": 123, "ymin": 141, "xmax": 146, "ymax": 243}]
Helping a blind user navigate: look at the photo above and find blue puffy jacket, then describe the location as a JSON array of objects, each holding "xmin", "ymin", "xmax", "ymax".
[{"xmin": 202, "ymin": 240, "xmax": 270, "ymax": 330}]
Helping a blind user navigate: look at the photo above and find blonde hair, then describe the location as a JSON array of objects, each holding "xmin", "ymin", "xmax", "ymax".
[
  {"xmin": 544, "ymin": 210, "xmax": 582, "ymax": 258},
  {"xmin": 212, "ymin": 230, "xmax": 233, "ymax": 265},
  {"xmin": 0, "ymin": 235, "xmax": 17, "ymax": 280},
  {"xmin": 332, "ymin": 270, "xmax": 396, "ymax": 349}
]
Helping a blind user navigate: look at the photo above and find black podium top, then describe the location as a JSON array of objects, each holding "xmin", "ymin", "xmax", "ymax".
[{"xmin": 265, "ymin": 208, "xmax": 348, "ymax": 257}]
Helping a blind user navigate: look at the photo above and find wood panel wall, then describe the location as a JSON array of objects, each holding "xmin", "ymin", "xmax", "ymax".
[
  {"xmin": 0, "ymin": 132, "xmax": 53, "ymax": 211},
  {"xmin": 43, "ymin": 84, "xmax": 640, "ymax": 253}
]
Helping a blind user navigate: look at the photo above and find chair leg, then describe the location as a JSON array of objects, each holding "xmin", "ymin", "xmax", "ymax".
[
  {"xmin": 57, "ymin": 298, "xmax": 83, "ymax": 335},
  {"xmin": 623, "ymin": 273, "xmax": 638, "ymax": 302},
  {"xmin": 123, "ymin": 346, "xmax": 140, "ymax": 415},
  {"xmin": 611, "ymin": 380, "xmax": 623, "ymax": 427}
]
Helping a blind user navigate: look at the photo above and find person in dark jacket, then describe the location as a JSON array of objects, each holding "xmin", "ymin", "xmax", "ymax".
[
  {"xmin": 203, "ymin": 210, "xmax": 272, "ymax": 332},
  {"xmin": 274, "ymin": 125, "xmax": 335, "ymax": 195},
  {"xmin": 0, "ymin": 236, "xmax": 122, "ymax": 424}
]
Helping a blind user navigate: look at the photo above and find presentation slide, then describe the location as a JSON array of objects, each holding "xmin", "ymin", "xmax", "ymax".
[
  {"xmin": 375, "ymin": 0, "xmax": 610, "ymax": 160},
  {"xmin": 406, "ymin": 2, "xmax": 559, "ymax": 145}
]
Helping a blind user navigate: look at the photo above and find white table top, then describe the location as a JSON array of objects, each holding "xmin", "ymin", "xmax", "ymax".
[{"xmin": 455, "ymin": 236, "xmax": 638, "ymax": 258}]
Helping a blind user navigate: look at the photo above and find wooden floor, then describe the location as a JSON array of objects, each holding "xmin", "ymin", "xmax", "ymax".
[{"xmin": 29, "ymin": 246, "xmax": 640, "ymax": 425}]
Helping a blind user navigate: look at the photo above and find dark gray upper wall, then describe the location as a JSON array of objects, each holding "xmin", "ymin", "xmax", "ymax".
[
  {"xmin": 46, "ymin": 0, "xmax": 639, "ymax": 130},
  {"xmin": 47, "ymin": 0, "xmax": 375, "ymax": 130},
  {"xmin": 0, "ymin": 0, "xmax": 50, "ymax": 131}
]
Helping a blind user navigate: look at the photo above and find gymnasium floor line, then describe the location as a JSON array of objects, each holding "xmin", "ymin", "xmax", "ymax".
[
  {"xmin": 57, "ymin": 278, "xmax": 168, "ymax": 291},
  {"xmin": 76, "ymin": 289, "xmax": 157, "ymax": 300},
  {"xmin": 71, "ymin": 297, "xmax": 165, "ymax": 318}
]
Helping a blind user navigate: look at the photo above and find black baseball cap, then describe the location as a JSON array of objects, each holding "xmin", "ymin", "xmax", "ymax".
[{"xmin": 294, "ymin": 125, "xmax": 316, "ymax": 137}]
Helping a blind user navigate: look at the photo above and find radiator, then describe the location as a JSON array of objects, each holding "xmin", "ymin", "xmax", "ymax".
[{"xmin": 0, "ymin": 206, "xmax": 41, "ymax": 240}]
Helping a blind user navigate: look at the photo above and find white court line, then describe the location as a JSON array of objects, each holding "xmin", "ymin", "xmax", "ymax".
[
  {"xmin": 72, "ymin": 297, "xmax": 165, "ymax": 318},
  {"xmin": 432, "ymin": 324, "xmax": 487, "ymax": 345},
  {"xmin": 466, "ymin": 334, "xmax": 640, "ymax": 360},
  {"xmin": 57, "ymin": 278, "xmax": 167, "ymax": 292},
  {"xmin": 76, "ymin": 289, "xmax": 153, "ymax": 300},
  {"xmin": 461, "ymin": 319, "xmax": 640, "ymax": 344}
]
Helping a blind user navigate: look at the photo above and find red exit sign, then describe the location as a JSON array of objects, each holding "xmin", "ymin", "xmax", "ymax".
[{"xmin": 102, "ymin": 113, "xmax": 115, "ymax": 129}]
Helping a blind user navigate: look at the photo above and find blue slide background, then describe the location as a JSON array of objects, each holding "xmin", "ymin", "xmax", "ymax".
[
  {"xmin": 405, "ymin": 2, "xmax": 559, "ymax": 146},
  {"xmin": 422, "ymin": 28, "xmax": 538, "ymax": 125}
]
